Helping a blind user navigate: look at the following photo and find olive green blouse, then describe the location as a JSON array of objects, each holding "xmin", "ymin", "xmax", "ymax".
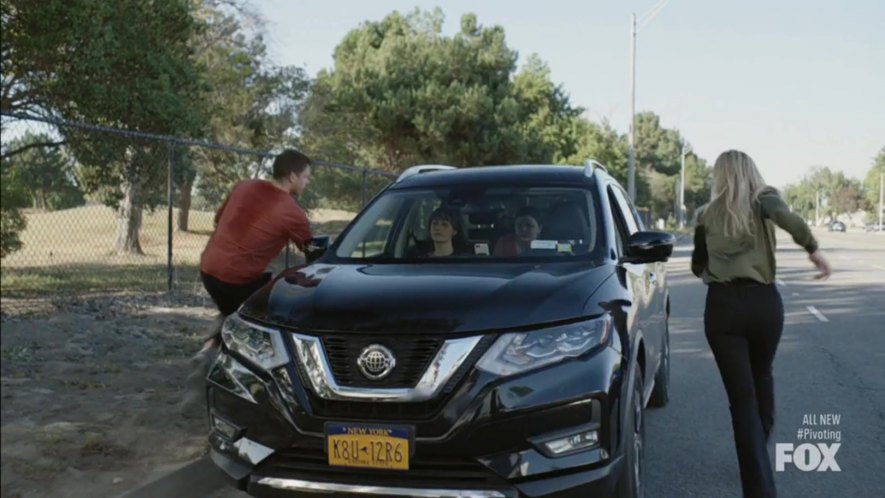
[{"xmin": 692, "ymin": 187, "xmax": 819, "ymax": 284}]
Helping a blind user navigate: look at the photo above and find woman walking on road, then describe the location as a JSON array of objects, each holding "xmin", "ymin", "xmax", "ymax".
[{"xmin": 691, "ymin": 150, "xmax": 831, "ymax": 498}]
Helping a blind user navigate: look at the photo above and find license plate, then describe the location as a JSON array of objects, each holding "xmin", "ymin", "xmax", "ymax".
[{"xmin": 326, "ymin": 423, "xmax": 412, "ymax": 471}]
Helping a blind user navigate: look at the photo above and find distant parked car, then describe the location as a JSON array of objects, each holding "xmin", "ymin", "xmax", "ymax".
[{"xmin": 828, "ymin": 221, "xmax": 846, "ymax": 232}]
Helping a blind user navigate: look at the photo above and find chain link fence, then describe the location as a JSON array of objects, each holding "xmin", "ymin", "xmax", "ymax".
[{"xmin": 0, "ymin": 112, "xmax": 395, "ymax": 315}]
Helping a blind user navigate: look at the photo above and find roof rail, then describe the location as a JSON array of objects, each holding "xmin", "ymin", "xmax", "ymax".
[
  {"xmin": 583, "ymin": 159, "xmax": 608, "ymax": 177},
  {"xmin": 396, "ymin": 164, "xmax": 456, "ymax": 183}
]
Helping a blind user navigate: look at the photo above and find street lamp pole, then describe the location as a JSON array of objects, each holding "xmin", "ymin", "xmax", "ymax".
[
  {"xmin": 628, "ymin": 13, "xmax": 637, "ymax": 200},
  {"xmin": 627, "ymin": 0, "xmax": 671, "ymax": 201},
  {"xmin": 879, "ymin": 173, "xmax": 885, "ymax": 233},
  {"xmin": 679, "ymin": 141, "xmax": 690, "ymax": 228}
]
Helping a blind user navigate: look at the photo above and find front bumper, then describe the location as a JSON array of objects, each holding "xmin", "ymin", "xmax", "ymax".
[
  {"xmin": 211, "ymin": 444, "xmax": 623, "ymax": 498},
  {"xmin": 206, "ymin": 335, "xmax": 627, "ymax": 498}
]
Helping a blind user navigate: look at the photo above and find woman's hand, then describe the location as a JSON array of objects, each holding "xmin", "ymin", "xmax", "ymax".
[{"xmin": 809, "ymin": 250, "xmax": 832, "ymax": 280}]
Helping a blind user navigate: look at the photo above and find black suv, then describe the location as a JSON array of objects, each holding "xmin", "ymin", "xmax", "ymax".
[{"xmin": 207, "ymin": 163, "xmax": 674, "ymax": 498}]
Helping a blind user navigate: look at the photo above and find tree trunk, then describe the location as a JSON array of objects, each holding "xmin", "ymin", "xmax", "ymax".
[
  {"xmin": 177, "ymin": 178, "xmax": 193, "ymax": 232},
  {"xmin": 34, "ymin": 193, "xmax": 46, "ymax": 210},
  {"xmin": 114, "ymin": 169, "xmax": 144, "ymax": 255}
]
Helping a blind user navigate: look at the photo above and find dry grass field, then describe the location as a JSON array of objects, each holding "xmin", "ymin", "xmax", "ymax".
[{"xmin": 1, "ymin": 205, "xmax": 355, "ymax": 304}]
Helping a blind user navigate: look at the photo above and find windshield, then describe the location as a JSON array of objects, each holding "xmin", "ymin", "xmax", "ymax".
[{"xmin": 332, "ymin": 185, "xmax": 604, "ymax": 262}]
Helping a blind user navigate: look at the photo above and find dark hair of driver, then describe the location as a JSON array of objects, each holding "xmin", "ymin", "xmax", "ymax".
[{"xmin": 429, "ymin": 206, "xmax": 460, "ymax": 233}]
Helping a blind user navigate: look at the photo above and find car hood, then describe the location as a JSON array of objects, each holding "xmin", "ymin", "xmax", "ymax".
[{"xmin": 240, "ymin": 262, "xmax": 615, "ymax": 334}]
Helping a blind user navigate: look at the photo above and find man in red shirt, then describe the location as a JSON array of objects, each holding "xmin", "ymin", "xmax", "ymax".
[
  {"xmin": 182, "ymin": 149, "xmax": 312, "ymax": 416},
  {"xmin": 199, "ymin": 149, "xmax": 313, "ymax": 321}
]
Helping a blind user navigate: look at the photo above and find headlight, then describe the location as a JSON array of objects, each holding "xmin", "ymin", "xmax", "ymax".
[
  {"xmin": 221, "ymin": 314, "xmax": 289, "ymax": 370},
  {"xmin": 476, "ymin": 316, "xmax": 611, "ymax": 376}
]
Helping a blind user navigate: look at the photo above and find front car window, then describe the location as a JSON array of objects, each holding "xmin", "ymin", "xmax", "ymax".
[{"xmin": 333, "ymin": 185, "xmax": 605, "ymax": 263}]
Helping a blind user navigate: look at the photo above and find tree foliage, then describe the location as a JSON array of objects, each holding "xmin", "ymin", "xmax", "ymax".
[
  {"xmin": 557, "ymin": 118, "xmax": 628, "ymax": 181},
  {"xmin": 3, "ymin": 132, "xmax": 85, "ymax": 210},
  {"xmin": 783, "ymin": 164, "xmax": 873, "ymax": 222},
  {"xmin": 863, "ymin": 147, "xmax": 885, "ymax": 211},
  {"xmin": 188, "ymin": 1, "xmax": 310, "ymax": 214},
  {"xmin": 683, "ymin": 153, "xmax": 712, "ymax": 216},
  {"xmin": 634, "ymin": 112, "xmax": 682, "ymax": 177},
  {"xmin": 3, "ymin": 0, "xmax": 207, "ymax": 253},
  {"xmin": 300, "ymin": 9, "xmax": 580, "ymax": 171},
  {"xmin": 0, "ymin": 155, "xmax": 29, "ymax": 258},
  {"xmin": 631, "ymin": 112, "xmax": 705, "ymax": 221}
]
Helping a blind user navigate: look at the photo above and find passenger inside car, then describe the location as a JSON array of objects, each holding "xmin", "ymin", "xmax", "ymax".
[{"xmin": 493, "ymin": 206, "xmax": 544, "ymax": 256}]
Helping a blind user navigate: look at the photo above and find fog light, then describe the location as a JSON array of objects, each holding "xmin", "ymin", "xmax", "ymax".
[
  {"xmin": 211, "ymin": 413, "xmax": 242, "ymax": 441},
  {"xmin": 543, "ymin": 430, "xmax": 599, "ymax": 455}
]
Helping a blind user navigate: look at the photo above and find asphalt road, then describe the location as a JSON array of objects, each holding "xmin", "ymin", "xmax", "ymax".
[
  {"xmin": 133, "ymin": 229, "xmax": 884, "ymax": 498},
  {"xmin": 645, "ymin": 229, "xmax": 885, "ymax": 497}
]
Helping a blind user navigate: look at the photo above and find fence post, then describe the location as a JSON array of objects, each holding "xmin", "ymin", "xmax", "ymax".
[
  {"xmin": 167, "ymin": 142, "xmax": 175, "ymax": 293},
  {"xmin": 361, "ymin": 168, "xmax": 368, "ymax": 207}
]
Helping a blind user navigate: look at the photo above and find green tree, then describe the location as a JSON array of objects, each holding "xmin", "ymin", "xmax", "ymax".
[
  {"xmin": 782, "ymin": 166, "xmax": 862, "ymax": 222},
  {"xmin": 862, "ymin": 147, "xmax": 885, "ymax": 214},
  {"xmin": 629, "ymin": 111, "xmax": 684, "ymax": 219},
  {"xmin": 783, "ymin": 181, "xmax": 816, "ymax": 221},
  {"xmin": 830, "ymin": 180, "xmax": 864, "ymax": 215},
  {"xmin": 3, "ymin": 0, "xmax": 207, "ymax": 254},
  {"xmin": 511, "ymin": 55, "xmax": 582, "ymax": 163},
  {"xmin": 178, "ymin": 2, "xmax": 309, "ymax": 229},
  {"xmin": 0, "ymin": 157, "xmax": 29, "ymax": 258},
  {"xmin": 635, "ymin": 112, "xmax": 682, "ymax": 177},
  {"xmin": 3, "ymin": 132, "xmax": 85, "ymax": 210},
  {"xmin": 558, "ymin": 118, "xmax": 628, "ymax": 182},
  {"xmin": 683, "ymin": 153, "xmax": 711, "ymax": 217},
  {"xmin": 645, "ymin": 168, "xmax": 677, "ymax": 223},
  {"xmin": 300, "ymin": 9, "xmax": 579, "ymax": 172}
]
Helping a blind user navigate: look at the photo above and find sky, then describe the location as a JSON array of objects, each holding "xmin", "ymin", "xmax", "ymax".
[{"xmin": 252, "ymin": 0, "xmax": 884, "ymax": 189}]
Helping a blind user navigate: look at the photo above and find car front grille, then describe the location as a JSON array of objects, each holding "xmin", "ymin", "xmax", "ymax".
[
  {"xmin": 291, "ymin": 334, "xmax": 494, "ymax": 422},
  {"xmin": 321, "ymin": 335, "xmax": 443, "ymax": 388}
]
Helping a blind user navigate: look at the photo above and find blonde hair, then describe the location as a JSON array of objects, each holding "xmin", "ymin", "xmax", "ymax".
[{"xmin": 704, "ymin": 150, "xmax": 769, "ymax": 239}]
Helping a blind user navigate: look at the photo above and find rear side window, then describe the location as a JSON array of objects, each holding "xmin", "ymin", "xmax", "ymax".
[
  {"xmin": 610, "ymin": 186, "xmax": 643, "ymax": 234},
  {"xmin": 607, "ymin": 188, "xmax": 629, "ymax": 256}
]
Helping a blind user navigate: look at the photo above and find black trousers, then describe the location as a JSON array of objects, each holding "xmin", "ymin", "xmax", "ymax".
[
  {"xmin": 200, "ymin": 271, "xmax": 272, "ymax": 340},
  {"xmin": 704, "ymin": 281, "xmax": 783, "ymax": 498}
]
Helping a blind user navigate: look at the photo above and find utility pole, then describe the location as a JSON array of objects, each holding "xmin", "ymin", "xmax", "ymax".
[
  {"xmin": 628, "ymin": 13, "xmax": 637, "ymax": 200},
  {"xmin": 879, "ymin": 172, "xmax": 885, "ymax": 233},
  {"xmin": 627, "ymin": 0, "xmax": 671, "ymax": 201},
  {"xmin": 679, "ymin": 141, "xmax": 690, "ymax": 228}
]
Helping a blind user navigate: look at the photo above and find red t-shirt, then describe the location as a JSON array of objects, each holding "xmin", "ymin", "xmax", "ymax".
[{"xmin": 200, "ymin": 179, "xmax": 312, "ymax": 284}]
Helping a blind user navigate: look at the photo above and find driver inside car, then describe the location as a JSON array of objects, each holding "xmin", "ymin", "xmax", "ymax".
[
  {"xmin": 409, "ymin": 206, "xmax": 464, "ymax": 258},
  {"xmin": 493, "ymin": 206, "xmax": 544, "ymax": 257}
]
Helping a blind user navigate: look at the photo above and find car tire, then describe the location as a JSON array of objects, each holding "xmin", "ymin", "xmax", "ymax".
[
  {"xmin": 648, "ymin": 321, "xmax": 670, "ymax": 408},
  {"xmin": 617, "ymin": 372, "xmax": 645, "ymax": 498}
]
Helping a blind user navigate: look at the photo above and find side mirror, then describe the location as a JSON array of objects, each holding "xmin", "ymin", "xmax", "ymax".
[
  {"xmin": 305, "ymin": 235, "xmax": 330, "ymax": 264},
  {"xmin": 623, "ymin": 231, "xmax": 675, "ymax": 264}
]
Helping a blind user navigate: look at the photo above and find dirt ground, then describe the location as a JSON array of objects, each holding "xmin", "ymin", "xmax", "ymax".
[
  {"xmin": 0, "ymin": 209, "xmax": 356, "ymax": 498},
  {"xmin": 1, "ymin": 292, "xmax": 219, "ymax": 498}
]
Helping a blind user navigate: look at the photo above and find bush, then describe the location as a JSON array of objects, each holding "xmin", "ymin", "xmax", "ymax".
[
  {"xmin": 0, "ymin": 172, "xmax": 29, "ymax": 258},
  {"xmin": 0, "ymin": 209, "xmax": 27, "ymax": 258}
]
